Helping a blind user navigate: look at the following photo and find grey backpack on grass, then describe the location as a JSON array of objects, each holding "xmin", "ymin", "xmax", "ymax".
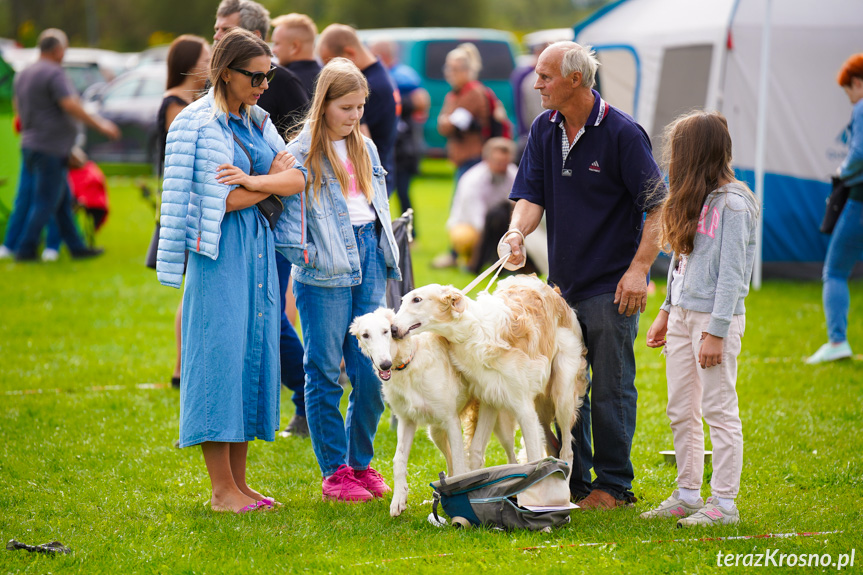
[{"xmin": 430, "ymin": 457, "xmax": 572, "ymax": 531}]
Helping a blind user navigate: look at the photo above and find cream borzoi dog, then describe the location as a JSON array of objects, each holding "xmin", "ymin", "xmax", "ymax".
[
  {"xmin": 350, "ymin": 308, "xmax": 516, "ymax": 517},
  {"xmin": 391, "ymin": 275, "xmax": 588, "ymax": 473}
]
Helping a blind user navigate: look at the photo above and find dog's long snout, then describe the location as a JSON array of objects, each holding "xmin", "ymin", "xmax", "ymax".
[{"xmin": 379, "ymin": 359, "xmax": 393, "ymax": 371}]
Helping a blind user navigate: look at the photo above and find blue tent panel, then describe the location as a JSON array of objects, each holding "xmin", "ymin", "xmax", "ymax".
[{"xmin": 735, "ymin": 169, "xmax": 832, "ymax": 263}]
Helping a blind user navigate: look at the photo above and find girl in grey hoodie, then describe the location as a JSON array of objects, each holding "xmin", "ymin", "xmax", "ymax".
[{"xmin": 641, "ymin": 111, "xmax": 759, "ymax": 528}]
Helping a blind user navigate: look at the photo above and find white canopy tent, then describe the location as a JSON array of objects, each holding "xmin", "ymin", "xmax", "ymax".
[{"xmin": 574, "ymin": 0, "xmax": 863, "ymax": 279}]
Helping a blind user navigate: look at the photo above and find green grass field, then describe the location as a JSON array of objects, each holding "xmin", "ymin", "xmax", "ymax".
[{"xmin": 1, "ymin": 162, "xmax": 862, "ymax": 574}]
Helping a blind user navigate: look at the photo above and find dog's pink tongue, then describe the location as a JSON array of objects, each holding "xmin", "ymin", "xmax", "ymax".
[{"xmin": 379, "ymin": 369, "xmax": 392, "ymax": 381}]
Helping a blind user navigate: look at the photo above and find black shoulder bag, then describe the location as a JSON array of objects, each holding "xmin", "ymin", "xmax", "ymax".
[
  {"xmin": 230, "ymin": 132, "xmax": 284, "ymax": 230},
  {"xmin": 820, "ymin": 176, "xmax": 850, "ymax": 234}
]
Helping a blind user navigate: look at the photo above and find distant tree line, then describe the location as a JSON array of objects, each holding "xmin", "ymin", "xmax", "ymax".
[{"xmin": 0, "ymin": 0, "xmax": 601, "ymax": 52}]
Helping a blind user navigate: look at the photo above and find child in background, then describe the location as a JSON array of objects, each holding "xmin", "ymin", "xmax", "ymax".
[
  {"xmin": 282, "ymin": 58, "xmax": 402, "ymax": 502},
  {"xmin": 642, "ymin": 111, "xmax": 759, "ymax": 527}
]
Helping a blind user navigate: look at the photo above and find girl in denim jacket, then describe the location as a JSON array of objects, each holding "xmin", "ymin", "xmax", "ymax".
[
  {"xmin": 642, "ymin": 111, "xmax": 759, "ymax": 527},
  {"xmin": 282, "ymin": 59, "xmax": 401, "ymax": 502}
]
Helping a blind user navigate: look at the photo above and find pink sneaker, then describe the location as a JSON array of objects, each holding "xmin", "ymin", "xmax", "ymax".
[
  {"xmin": 353, "ymin": 467, "xmax": 392, "ymax": 498},
  {"xmin": 322, "ymin": 465, "xmax": 373, "ymax": 502}
]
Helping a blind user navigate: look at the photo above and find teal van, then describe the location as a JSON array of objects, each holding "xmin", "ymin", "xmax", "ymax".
[{"xmin": 358, "ymin": 28, "xmax": 520, "ymax": 156}]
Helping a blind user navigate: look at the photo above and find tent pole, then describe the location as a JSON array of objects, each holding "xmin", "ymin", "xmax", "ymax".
[{"xmin": 752, "ymin": 0, "xmax": 772, "ymax": 290}]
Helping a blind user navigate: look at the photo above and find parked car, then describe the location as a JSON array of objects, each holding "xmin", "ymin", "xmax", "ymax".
[
  {"xmin": 82, "ymin": 63, "xmax": 166, "ymax": 164},
  {"xmin": 1, "ymin": 47, "xmax": 121, "ymax": 95},
  {"xmin": 123, "ymin": 44, "xmax": 170, "ymax": 70},
  {"xmin": 358, "ymin": 28, "xmax": 520, "ymax": 156}
]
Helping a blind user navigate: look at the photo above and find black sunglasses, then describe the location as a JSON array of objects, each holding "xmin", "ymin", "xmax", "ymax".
[{"xmin": 228, "ymin": 65, "xmax": 276, "ymax": 87}]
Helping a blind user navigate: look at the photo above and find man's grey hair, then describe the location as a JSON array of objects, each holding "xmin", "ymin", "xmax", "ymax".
[
  {"xmin": 217, "ymin": 0, "xmax": 270, "ymax": 39},
  {"xmin": 555, "ymin": 41, "xmax": 600, "ymax": 90},
  {"xmin": 38, "ymin": 28, "xmax": 68, "ymax": 53}
]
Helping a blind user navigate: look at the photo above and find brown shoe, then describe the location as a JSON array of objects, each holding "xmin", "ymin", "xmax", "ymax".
[{"xmin": 576, "ymin": 489, "xmax": 634, "ymax": 510}]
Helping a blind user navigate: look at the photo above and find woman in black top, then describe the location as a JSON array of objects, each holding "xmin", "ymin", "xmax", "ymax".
[
  {"xmin": 147, "ymin": 34, "xmax": 210, "ymax": 388},
  {"xmin": 156, "ymin": 35, "xmax": 211, "ymax": 177}
]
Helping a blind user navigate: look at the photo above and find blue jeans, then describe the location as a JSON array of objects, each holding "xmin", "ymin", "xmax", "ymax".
[
  {"xmin": 568, "ymin": 292, "xmax": 639, "ymax": 500},
  {"xmin": 15, "ymin": 149, "xmax": 86, "ymax": 258},
  {"xmin": 276, "ymin": 252, "xmax": 306, "ymax": 417},
  {"xmin": 823, "ymin": 197, "xmax": 863, "ymax": 343},
  {"xmin": 294, "ymin": 222, "xmax": 388, "ymax": 477},
  {"xmin": 3, "ymin": 156, "xmax": 60, "ymax": 252}
]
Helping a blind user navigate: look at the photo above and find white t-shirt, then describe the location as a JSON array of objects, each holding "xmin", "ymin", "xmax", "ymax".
[
  {"xmin": 670, "ymin": 254, "xmax": 688, "ymax": 306},
  {"xmin": 332, "ymin": 139, "xmax": 376, "ymax": 226},
  {"xmin": 447, "ymin": 161, "xmax": 518, "ymax": 231}
]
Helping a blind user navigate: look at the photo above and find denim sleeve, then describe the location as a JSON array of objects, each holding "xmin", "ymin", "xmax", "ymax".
[
  {"xmin": 708, "ymin": 201, "xmax": 752, "ymax": 337},
  {"xmin": 839, "ymin": 101, "xmax": 863, "ymax": 182}
]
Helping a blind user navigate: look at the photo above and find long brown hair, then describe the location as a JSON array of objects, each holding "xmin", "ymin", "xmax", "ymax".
[
  {"xmin": 166, "ymin": 35, "xmax": 208, "ymax": 90},
  {"xmin": 658, "ymin": 110, "xmax": 748, "ymax": 255},
  {"xmin": 209, "ymin": 28, "xmax": 271, "ymax": 116},
  {"xmin": 301, "ymin": 58, "xmax": 373, "ymax": 204}
]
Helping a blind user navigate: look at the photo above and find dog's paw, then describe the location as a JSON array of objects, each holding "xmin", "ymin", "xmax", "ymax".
[{"xmin": 390, "ymin": 497, "xmax": 408, "ymax": 517}]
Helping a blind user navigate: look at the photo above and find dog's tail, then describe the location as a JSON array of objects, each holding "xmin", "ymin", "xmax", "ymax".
[{"xmin": 459, "ymin": 396, "xmax": 480, "ymax": 452}]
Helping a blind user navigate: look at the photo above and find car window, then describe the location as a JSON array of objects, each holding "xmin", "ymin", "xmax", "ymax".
[
  {"xmin": 64, "ymin": 64, "xmax": 105, "ymax": 95},
  {"xmin": 424, "ymin": 40, "xmax": 515, "ymax": 81},
  {"xmin": 139, "ymin": 74, "xmax": 166, "ymax": 98},
  {"xmin": 104, "ymin": 76, "xmax": 141, "ymax": 101}
]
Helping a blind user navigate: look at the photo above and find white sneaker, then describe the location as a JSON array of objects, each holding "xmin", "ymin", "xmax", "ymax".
[
  {"xmin": 805, "ymin": 341, "xmax": 852, "ymax": 364},
  {"xmin": 676, "ymin": 496, "xmax": 739, "ymax": 527},
  {"xmin": 640, "ymin": 490, "xmax": 703, "ymax": 519},
  {"xmin": 0, "ymin": 245, "xmax": 12, "ymax": 259},
  {"xmin": 41, "ymin": 248, "xmax": 60, "ymax": 262}
]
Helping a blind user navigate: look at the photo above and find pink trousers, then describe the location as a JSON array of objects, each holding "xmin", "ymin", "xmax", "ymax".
[{"xmin": 665, "ymin": 306, "xmax": 745, "ymax": 499}]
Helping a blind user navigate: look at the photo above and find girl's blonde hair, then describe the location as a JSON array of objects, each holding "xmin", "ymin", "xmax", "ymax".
[
  {"xmin": 657, "ymin": 110, "xmax": 752, "ymax": 255},
  {"xmin": 209, "ymin": 28, "xmax": 271, "ymax": 117},
  {"xmin": 300, "ymin": 58, "xmax": 373, "ymax": 204}
]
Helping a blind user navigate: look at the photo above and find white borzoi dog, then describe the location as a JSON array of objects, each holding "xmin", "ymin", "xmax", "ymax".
[
  {"xmin": 391, "ymin": 274, "xmax": 588, "ymax": 473},
  {"xmin": 350, "ymin": 308, "xmax": 517, "ymax": 516}
]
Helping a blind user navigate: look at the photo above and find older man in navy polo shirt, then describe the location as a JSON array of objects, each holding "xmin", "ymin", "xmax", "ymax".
[{"xmin": 503, "ymin": 42, "xmax": 664, "ymax": 510}]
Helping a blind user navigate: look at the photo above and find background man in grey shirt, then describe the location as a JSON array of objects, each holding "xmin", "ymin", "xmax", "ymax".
[{"xmin": 10, "ymin": 28, "xmax": 119, "ymax": 261}]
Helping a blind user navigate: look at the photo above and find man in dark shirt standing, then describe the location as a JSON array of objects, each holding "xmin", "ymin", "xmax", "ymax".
[
  {"xmin": 214, "ymin": 0, "xmax": 309, "ymax": 137},
  {"xmin": 317, "ymin": 24, "xmax": 399, "ymax": 190},
  {"xmin": 271, "ymin": 13, "xmax": 322, "ymax": 99},
  {"xmin": 11, "ymin": 28, "xmax": 119, "ymax": 261},
  {"xmin": 503, "ymin": 42, "xmax": 664, "ymax": 510},
  {"xmin": 214, "ymin": 0, "xmax": 310, "ymax": 438}
]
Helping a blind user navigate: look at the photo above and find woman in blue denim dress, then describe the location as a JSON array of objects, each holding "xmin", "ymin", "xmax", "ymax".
[
  {"xmin": 281, "ymin": 58, "xmax": 401, "ymax": 502},
  {"xmin": 158, "ymin": 29, "xmax": 305, "ymax": 513}
]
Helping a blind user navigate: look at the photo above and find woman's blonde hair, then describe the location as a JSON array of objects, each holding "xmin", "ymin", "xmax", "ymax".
[
  {"xmin": 446, "ymin": 43, "xmax": 482, "ymax": 80},
  {"xmin": 657, "ymin": 110, "xmax": 753, "ymax": 255},
  {"xmin": 209, "ymin": 28, "xmax": 271, "ymax": 117},
  {"xmin": 301, "ymin": 58, "xmax": 373, "ymax": 204}
]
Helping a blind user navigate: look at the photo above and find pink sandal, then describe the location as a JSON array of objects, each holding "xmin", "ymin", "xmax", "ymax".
[{"xmin": 236, "ymin": 501, "xmax": 265, "ymax": 514}]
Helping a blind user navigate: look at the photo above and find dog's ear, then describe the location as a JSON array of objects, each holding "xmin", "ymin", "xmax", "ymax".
[
  {"xmin": 451, "ymin": 291, "xmax": 465, "ymax": 314},
  {"xmin": 381, "ymin": 307, "xmax": 396, "ymax": 323},
  {"xmin": 440, "ymin": 287, "xmax": 466, "ymax": 315},
  {"xmin": 348, "ymin": 318, "xmax": 360, "ymax": 339}
]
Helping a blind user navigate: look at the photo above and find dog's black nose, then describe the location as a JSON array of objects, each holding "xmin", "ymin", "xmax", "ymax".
[
  {"xmin": 379, "ymin": 360, "xmax": 392, "ymax": 371},
  {"xmin": 391, "ymin": 324, "xmax": 401, "ymax": 339}
]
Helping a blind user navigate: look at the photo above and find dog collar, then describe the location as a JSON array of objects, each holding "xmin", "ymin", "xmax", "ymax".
[{"xmin": 393, "ymin": 342, "xmax": 416, "ymax": 371}]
